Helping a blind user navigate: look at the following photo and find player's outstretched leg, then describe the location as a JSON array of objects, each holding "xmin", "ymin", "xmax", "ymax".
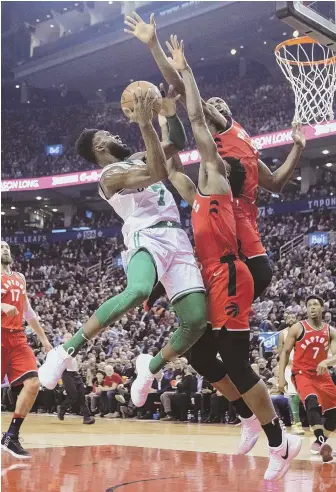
[
  {"xmin": 219, "ymin": 330, "xmax": 301, "ymax": 481},
  {"xmin": 131, "ymin": 292, "xmax": 207, "ymax": 407},
  {"xmin": 38, "ymin": 251, "xmax": 156, "ymax": 390},
  {"xmin": 1, "ymin": 378, "xmax": 39, "ymax": 459},
  {"xmin": 187, "ymin": 326, "xmax": 262, "ymax": 455}
]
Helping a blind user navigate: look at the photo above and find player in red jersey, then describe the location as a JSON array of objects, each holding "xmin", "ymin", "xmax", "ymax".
[
  {"xmin": 279, "ymin": 295, "xmax": 336, "ymax": 463},
  {"xmin": 125, "ymin": 12, "xmax": 306, "ymax": 299},
  {"xmin": 1, "ymin": 241, "xmax": 52, "ymax": 459},
  {"xmin": 204, "ymin": 99, "xmax": 305, "ymax": 294},
  {"xmin": 163, "ymin": 35, "xmax": 301, "ymax": 481}
]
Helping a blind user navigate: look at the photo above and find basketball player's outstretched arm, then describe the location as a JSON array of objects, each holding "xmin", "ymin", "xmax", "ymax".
[
  {"xmin": 316, "ymin": 327, "xmax": 336, "ymax": 375},
  {"xmin": 124, "ymin": 12, "xmax": 227, "ymax": 130},
  {"xmin": 258, "ymin": 124, "xmax": 306, "ymax": 193},
  {"xmin": 278, "ymin": 323, "xmax": 301, "ymax": 392},
  {"xmin": 166, "ymin": 35, "xmax": 230, "ymax": 195},
  {"xmin": 166, "ymin": 153, "xmax": 196, "ymax": 206}
]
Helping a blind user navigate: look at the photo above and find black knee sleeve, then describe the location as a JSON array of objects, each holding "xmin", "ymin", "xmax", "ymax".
[
  {"xmin": 324, "ymin": 408, "xmax": 336, "ymax": 433},
  {"xmin": 228, "ymin": 364, "xmax": 260, "ymax": 394},
  {"xmin": 246, "ymin": 256, "xmax": 273, "ymax": 300},
  {"xmin": 218, "ymin": 329, "xmax": 260, "ymax": 394},
  {"xmin": 305, "ymin": 395, "xmax": 323, "ymax": 427},
  {"xmin": 189, "ymin": 354, "xmax": 227, "ymax": 383}
]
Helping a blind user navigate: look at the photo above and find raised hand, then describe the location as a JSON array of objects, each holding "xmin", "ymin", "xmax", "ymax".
[
  {"xmin": 124, "ymin": 12, "xmax": 156, "ymax": 45},
  {"xmin": 166, "ymin": 35, "xmax": 188, "ymax": 71},
  {"xmin": 291, "ymin": 123, "xmax": 306, "ymax": 149},
  {"xmin": 123, "ymin": 88, "xmax": 157, "ymax": 125},
  {"xmin": 158, "ymin": 83, "xmax": 180, "ymax": 117}
]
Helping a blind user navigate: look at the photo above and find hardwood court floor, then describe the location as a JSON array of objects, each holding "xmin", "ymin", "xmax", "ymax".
[{"xmin": 1, "ymin": 413, "xmax": 336, "ymax": 492}]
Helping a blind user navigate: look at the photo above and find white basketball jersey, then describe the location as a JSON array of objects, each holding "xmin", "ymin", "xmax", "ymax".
[{"xmin": 99, "ymin": 160, "xmax": 181, "ymax": 245}]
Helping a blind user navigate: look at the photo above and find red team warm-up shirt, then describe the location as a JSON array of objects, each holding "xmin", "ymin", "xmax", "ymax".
[
  {"xmin": 213, "ymin": 119, "xmax": 265, "ymax": 258},
  {"xmin": 1, "ymin": 272, "xmax": 26, "ymax": 331}
]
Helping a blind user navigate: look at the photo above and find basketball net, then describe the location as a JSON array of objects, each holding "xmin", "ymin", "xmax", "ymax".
[{"xmin": 275, "ymin": 36, "xmax": 336, "ymax": 125}]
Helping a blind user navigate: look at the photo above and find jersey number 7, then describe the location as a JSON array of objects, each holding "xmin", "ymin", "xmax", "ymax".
[{"xmin": 150, "ymin": 185, "xmax": 166, "ymax": 206}]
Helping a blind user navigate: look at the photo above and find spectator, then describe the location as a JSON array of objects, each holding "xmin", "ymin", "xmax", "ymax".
[{"xmin": 160, "ymin": 366, "xmax": 197, "ymax": 422}]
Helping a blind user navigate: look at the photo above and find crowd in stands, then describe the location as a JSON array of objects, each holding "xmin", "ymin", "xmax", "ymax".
[
  {"xmin": 2, "ymin": 66, "xmax": 299, "ymax": 179},
  {"xmin": 2, "ymin": 201, "xmax": 335, "ymax": 424}
]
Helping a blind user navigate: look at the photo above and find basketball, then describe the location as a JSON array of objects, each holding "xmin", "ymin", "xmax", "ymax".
[{"xmin": 121, "ymin": 81, "xmax": 162, "ymax": 118}]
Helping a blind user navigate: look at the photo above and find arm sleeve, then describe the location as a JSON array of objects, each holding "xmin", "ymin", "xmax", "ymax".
[{"xmin": 166, "ymin": 114, "xmax": 187, "ymax": 150}]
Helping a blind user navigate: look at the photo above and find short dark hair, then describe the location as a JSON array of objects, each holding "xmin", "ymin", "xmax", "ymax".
[
  {"xmin": 75, "ymin": 128, "xmax": 99, "ymax": 164},
  {"xmin": 226, "ymin": 157, "xmax": 246, "ymax": 197},
  {"xmin": 305, "ymin": 295, "xmax": 324, "ymax": 307}
]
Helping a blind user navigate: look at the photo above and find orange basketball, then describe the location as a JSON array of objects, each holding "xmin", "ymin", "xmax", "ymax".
[{"xmin": 121, "ymin": 81, "xmax": 162, "ymax": 118}]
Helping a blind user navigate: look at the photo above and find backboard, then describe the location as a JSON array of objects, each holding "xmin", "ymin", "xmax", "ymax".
[{"xmin": 276, "ymin": 1, "xmax": 336, "ymax": 51}]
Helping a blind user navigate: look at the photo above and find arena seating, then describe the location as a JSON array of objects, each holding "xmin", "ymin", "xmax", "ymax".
[
  {"xmin": 2, "ymin": 202, "xmax": 334, "ymax": 419},
  {"xmin": 2, "ymin": 70, "xmax": 296, "ymax": 179}
]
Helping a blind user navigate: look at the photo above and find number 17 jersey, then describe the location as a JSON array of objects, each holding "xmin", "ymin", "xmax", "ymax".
[{"xmin": 1, "ymin": 272, "xmax": 25, "ymax": 331}]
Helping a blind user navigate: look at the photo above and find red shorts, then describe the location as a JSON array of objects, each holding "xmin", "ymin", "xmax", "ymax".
[
  {"xmin": 233, "ymin": 202, "xmax": 266, "ymax": 258},
  {"xmin": 1, "ymin": 330, "xmax": 38, "ymax": 387},
  {"xmin": 202, "ymin": 258, "xmax": 254, "ymax": 330},
  {"xmin": 292, "ymin": 371, "xmax": 336, "ymax": 413}
]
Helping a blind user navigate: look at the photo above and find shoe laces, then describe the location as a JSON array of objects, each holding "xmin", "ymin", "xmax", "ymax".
[
  {"xmin": 54, "ymin": 346, "xmax": 74, "ymax": 367},
  {"xmin": 5, "ymin": 433, "xmax": 25, "ymax": 447},
  {"xmin": 278, "ymin": 418, "xmax": 287, "ymax": 433}
]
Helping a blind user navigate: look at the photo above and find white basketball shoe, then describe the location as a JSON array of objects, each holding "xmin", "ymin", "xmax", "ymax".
[
  {"xmin": 237, "ymin": 415, "xmax": 262, "ymax": 455},
  {"xmin": 38, "ymin": 345, "xmax": 73, "ymax": 390},
  {"xmin": 131, "ymin": 354, "xmax": 154, "ymax": 407},
  {"xmin": 264, "ymin": 431, "xmax": 302, "ymax": 481}
]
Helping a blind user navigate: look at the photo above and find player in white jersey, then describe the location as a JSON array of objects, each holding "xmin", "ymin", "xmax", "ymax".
[
  {"xmin": 39, "ymin": 86, "xmax": 207, "ymax": 407},
  {"xmin": 278, "ymin": 314, "xmax": 305, "ymax": 436}
]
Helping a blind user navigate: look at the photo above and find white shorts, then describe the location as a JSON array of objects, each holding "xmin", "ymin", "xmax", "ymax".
[
  {"xmin": 122, "ymin": 226, "xmax": 205, "ymax": 303},
  {"xmin": 285, "ymin": 366, "xmax": 297, "ymax": 395}
]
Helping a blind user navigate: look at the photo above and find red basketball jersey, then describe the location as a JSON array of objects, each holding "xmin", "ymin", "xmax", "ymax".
[
  {"xmin": 213, "ymin": 119, "xmax": 259, "ymax": 204},
  {"xmin": 191, "ymin": 191, "xmax": 238, "ymax": 266},
  {"xmin": 293, "ymin": 320, "xmax": 330, "ymax": 374},
  {"xmin": 1, "ymin": 271, "xmax": 26, "ymax": 331}
]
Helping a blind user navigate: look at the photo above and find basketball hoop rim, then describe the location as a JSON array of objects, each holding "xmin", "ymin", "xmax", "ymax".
[{"xmin": 274, "ymin": 36, "xmax": 336, "ymax": 66}]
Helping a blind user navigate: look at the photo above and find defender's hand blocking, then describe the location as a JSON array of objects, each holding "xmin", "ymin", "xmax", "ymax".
[
  {"xmin": 124, "ymin": 12, "xmax": 157, "ymax": 46},
  {"xmin": 166, "ymin": 35, "xmax": 188, "ymax": 71},
  {"xmin": 159, "ymin": 83, "xmax": 180, "ymax": 117},
  {"xmin": 123, "ymin": 88, "xmax": 158, "ymax": 125},
  {"xmin": 291, "ymin": 123, "xmax": 306, "ymax": 149}
]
